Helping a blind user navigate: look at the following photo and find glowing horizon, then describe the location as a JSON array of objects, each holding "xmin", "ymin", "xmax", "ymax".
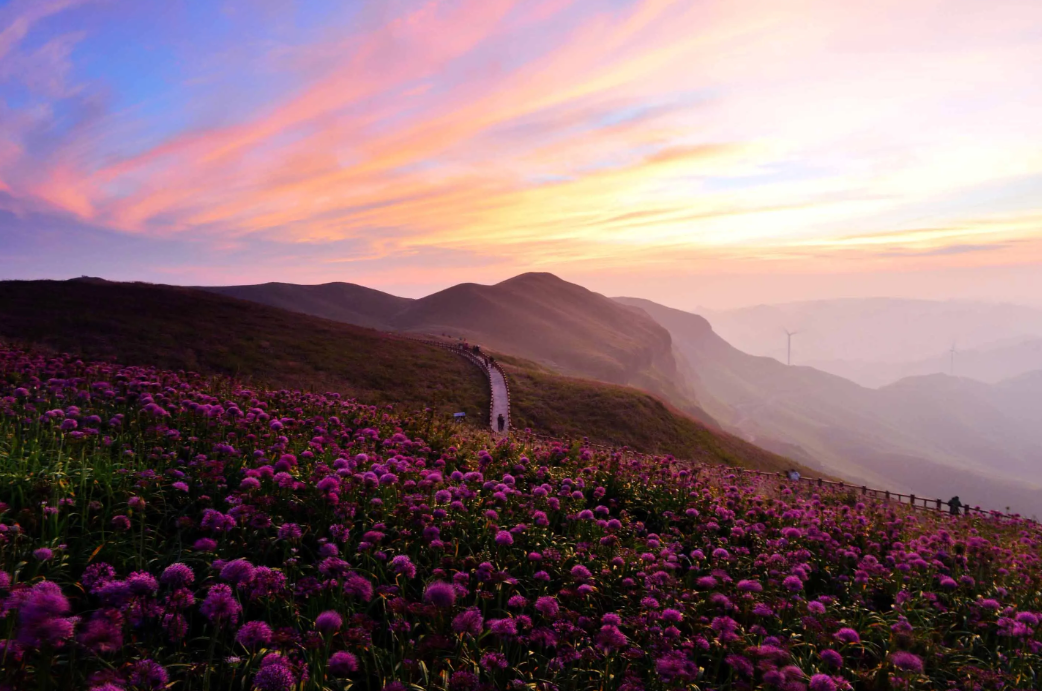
[{"xmin": 2, "ymin": 0, "xmax": 1042, "ymax": 309}]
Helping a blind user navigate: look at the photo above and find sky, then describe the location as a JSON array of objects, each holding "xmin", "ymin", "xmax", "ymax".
[{"xmin": 1, "ymin": 0, "xmax": 1041, "ymax": 309}]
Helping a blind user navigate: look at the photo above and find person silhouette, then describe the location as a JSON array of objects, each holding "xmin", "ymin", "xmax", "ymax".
[
  {"xmin": 948, "ymin": 496, "xmax": 962, "ymax": 516},
  {"xmin": 497, "ymin": 413, "xmax": 505, "ymax": 432}
]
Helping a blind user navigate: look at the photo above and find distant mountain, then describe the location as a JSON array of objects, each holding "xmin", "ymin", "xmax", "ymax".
[
  {"xmin": 0, "ymin": 279, "xmax": 781, "ymax": 467},
  {"xmin": 812, "ymin": 338, "xmax": 1042, "ymax": 388},
  {"xmin": 701, "ymin": 298, "xmax": 1042, "ymax": 386},
  {"xmin": 202, "ymin": 273, "xmax": 710, "ymax": 424},
  {"xmin": 617, "ymin": 296, "xmax": 1042, "ymax": 515}
]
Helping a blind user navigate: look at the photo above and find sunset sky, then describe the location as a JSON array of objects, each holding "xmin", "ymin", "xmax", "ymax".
[{"xmin": 1, "ymin": 0, "xmax": 1041, "ymax": 308}]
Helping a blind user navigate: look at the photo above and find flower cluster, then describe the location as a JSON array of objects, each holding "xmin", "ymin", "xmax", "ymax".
[{"xmin": 0, "ymin": 347, "xmax": 1039, "ymax": 690}]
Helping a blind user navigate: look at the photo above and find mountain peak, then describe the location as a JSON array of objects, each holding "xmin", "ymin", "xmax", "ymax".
[{"xmin": 498, "ymin": 272, "xmax": 567, "ymax": 287}]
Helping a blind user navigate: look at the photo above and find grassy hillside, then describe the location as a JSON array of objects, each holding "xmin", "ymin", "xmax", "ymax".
[
  {"xmin": 0, "ymin": 279, "xmax": 489, "ymax": 419},
  {"xmin": 0, "ymin": 279, "xmax": 794, "ymax": 471},
  {"xmin": 2, "ymin": 347, "xmax": 1038, "ymax": 690},
  {"xmin": 204, "ymin": 281, "xmax": 411, "ymax": 330},
  {"xmin": 200, "ymin": 273, "xmax": 712, "ymax": 424},
  {"xmin": 504, "ymin": 363, "xmax": 799, "ymax": 471}
]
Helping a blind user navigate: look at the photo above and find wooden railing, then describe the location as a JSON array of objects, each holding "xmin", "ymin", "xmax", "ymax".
[{"xmin": 727, "ymin": 468, "xmax": 1034, "ymax": 523}]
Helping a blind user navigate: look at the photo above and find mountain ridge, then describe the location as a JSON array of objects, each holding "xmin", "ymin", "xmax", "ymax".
[
  {"xmin": 616, "ymin": 296, "xmax": 1042, "ymax": 515},
  {"xmin": 200, "ymin": 272, "xmax": 710, "ymax": 424}
]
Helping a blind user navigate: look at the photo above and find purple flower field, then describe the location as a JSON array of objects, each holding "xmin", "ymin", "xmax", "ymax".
[{"xmin": 0, "ymin": 347, "xmax": 1039, "ymax": 690}]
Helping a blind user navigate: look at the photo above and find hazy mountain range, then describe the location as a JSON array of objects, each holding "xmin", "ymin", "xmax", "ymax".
[
  {"xmin": 204, "ymin": 276, "xmax": 1041, "ymax": 515},
  {"xmin": 701, "ymin": 298, "xmax": 1042, "ymax": 387},
  {"xmin": 618, "ymin": 298, "xmax": 1042, "ymax": 514}
]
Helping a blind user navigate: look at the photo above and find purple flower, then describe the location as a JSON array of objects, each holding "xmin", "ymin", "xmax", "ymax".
[
  {"xmin": 808, "ymin": 600, "xmax": 826, "ymax": 615},
  {"xmin": 253, "ymin": 654, "xmax": 296, "ymax": 691},
  {"xmin": 488, "ymin": 618, "xmax": 518, "ymax": 637},
  {"xmin": 890, "ymin": 651, "xmax": 923, "ymax": 673},
  {"xmin": 449, "ymin": 670, "xmax": 478, "ymax": 691},
  {"xmin": 16, "ymin": 581, "xmax": 77, "ymax": 649},
  {"xmin": 820, "ymin": 649, "xmax": 843, "ymax": 669},
  {"xmin": 343, "ymin": 574, "xmax": 374, "ymax": 602},
  {"xmin": 236, "ymin": 620, "xmax": 273, "ymax": 650},
  {"xmin": 661, "ymin": 608, "xmax": 683, "ymax": 623},
  {"xmin": 423, "ymin": 581, "xmax": 456, "ymax": 608},
  {"xmin": 1016, "ymin": 611, "xmax": 1040, "ymax": 626},
  {"xmin": 656, "ymin": 651, "xmax": 699, "ymax": 683},
  {"xmin": 160, "ymin": 563, "xmax": 195, "ymax": 588},
  {"xmin": 834, "ymin": 627, "xmax": 860, "ymax": 644},
  {"xmin": 328, "ymin": 651, "xmax": 358, "ymax": 677},
  {"xmin": 452, "ymin": 608, "xmax": 484, "ymax": 636},
  {"xmin": 111, "ymin": 515, "xmax": 131, "ymax": 531},
  {"xmin": 809, "ymin": 674, "xmax": 837, "ymax": 691},
  {"xmin": 737, "ymin": 579, "xmax": 762, "ymax": 593},
  {"xmin": 240, "ymin": 477, "xmax": 261, "ymax": 491},
  {"xmin": 696, "ymin": 576, "xmax": 717, "ymax": 589},
  {"xmin": 82, "ymin": 563, "xmax": 116, "ymax": 592},
  {"xmin": 535, "ymin": 596, "xmax": 559, "ymax": 618},
  {"xmin": 33, "ymin": 547, "xmax": 54, "ymax": 562},
  {"xmin": 570, "ymin": 564, "xmax": 592, "ymax": 581},
  {"xmin": 315, "ymin": 610, "xmax": 343, "ymax": 634},
  {"xmin": 494, "ymin": 530, "xmax": 514, "ymax": 546},
  {"xmin": 389, "ymin": 555, "xmax": 416, "ymax": 579},
  {"xmin": 192, "ymin": 538, "xmax": 217, "ymax": 552},
  {"xmin": 597, "ymin": 624, "xmax": 627, "ymax": 650},
  {"xmin": 277, "ymin": 523, "xmax": 302, "ymax": 540},
  {"xmin": 725, "ymin": 654, "xmax": 754, "ymax": 677},
  {"xmin": 220, "ymin": 558, "xmax": 255, "ymax": 586},
  {"xmin": 480, "ymin": 651, "xmax": 508, "ymax": 670},
  {"xmin": 129, "ymin": 659, "xmax": 169, "ymax": 689},
  {"xmin": 14, "ymin": 579, "xmax": 76, "ymax": 650},
  {"xmin": 200, "ymin": 584, "xmax": 241, "ymax": 627},
  {"xmin": 126, "ymin": 571, "xmax": 158, "ymax": 596},
  {"xmin": 783, "ymin": 575, "xmax": 803, "ymax": 592},
  {"xmin": 77, "ymin": 609, "xmax": 123, "ymax": 655}
]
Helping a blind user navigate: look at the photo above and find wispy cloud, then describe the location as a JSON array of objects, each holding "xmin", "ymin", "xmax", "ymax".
[{"xmin": 1, "ymin": 0, "xmax": 1041, "ymax": 299}]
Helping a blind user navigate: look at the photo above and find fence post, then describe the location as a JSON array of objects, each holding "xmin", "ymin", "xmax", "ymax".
[
  {"xmin": 885, "ymin": 490, "xmax": 890, "ymax": 500},
  {"xmin": 861, "ymin": 485, "xmax": 867, "ymax": 495},
  {"xmin": 909, "ymin": 494, "xmax": 916, "ymax": 508},
  {"xmin": 935, "ymin": 498, "xmax": 942, "ymax": 511}
]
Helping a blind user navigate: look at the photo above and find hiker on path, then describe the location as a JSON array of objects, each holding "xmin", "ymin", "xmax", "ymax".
[
  {"xmin": 787, "ymin": 469, "xmax": 801, "ymax": 482},
  {"xmin": 948, "ymin": 496, "xmax": 963, "ymax": 516},
  {"xmin": 497, "ymin": 414, "xmax": 505, "ymax": 432}
]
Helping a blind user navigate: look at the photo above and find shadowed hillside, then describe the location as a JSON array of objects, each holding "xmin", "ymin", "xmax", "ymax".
[
  {"xmin": 0, "ymin": 279, "xmax": 489, "ymax": 418},
  {"xmin": 201, "ymin": 273, "xmax": 710, "ymax": 423},
  {"xmin": 204, "ymin": 281, "xmax": 411, "ymax": 330},
  {"xmin": 617, "ymin": 296, "xmax": 1042, "ymax": 515},
  {"xmin": 0, "ymin": 279, "xmax": 790, "ymax": 469},
  {"xmin": 503, "ymin": 363, "xmax": 799, "ymax": 472}
]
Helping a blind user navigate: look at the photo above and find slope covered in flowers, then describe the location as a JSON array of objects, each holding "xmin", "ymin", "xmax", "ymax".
[{"xmin": 0, "ymin": 347, "xmax": 1039, "ymax": 691}]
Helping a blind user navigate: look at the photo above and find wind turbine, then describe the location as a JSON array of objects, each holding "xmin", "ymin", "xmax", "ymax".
[{"xmin": 784, "ymin": 329, "xmax": 798, "ymax": 366}]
